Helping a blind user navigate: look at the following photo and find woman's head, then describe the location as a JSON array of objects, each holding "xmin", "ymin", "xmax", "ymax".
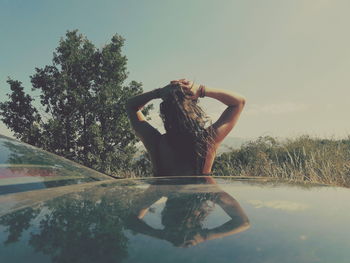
[
  {"xmin": 159, "ymin": 84, "xmax": 214, "ymax": 174},
  {"xmin": 161, "ymin": 193, "xmax": 214, "ymax": 247},
  {"xmin": 159, "ymin": 85, "xmax": 207, "ymax": 133}
]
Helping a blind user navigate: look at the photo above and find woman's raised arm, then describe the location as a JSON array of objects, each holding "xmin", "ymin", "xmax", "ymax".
[
  {"xmin": 126, "ymin": 89, "xmax": 162, "ymax": 153},
  {"xmin": 172, "ymin": 79, "xmax": 246, "ymax": 145},
  {"xmin": 205, "ymin": 87, "xmax": 246, "ymax": 144}
]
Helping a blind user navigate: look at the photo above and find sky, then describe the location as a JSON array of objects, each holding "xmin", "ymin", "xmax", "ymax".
[{"xmin": 1, "ymin": 0, "xmax": 350, "ymax": 139}]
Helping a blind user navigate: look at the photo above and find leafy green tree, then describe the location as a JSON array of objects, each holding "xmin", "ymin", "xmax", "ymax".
[
  {"xmin": 0, "ymin": 30, "xmax": 151, "ymax": 175},
  {"xmin": 0, "ymin": 79, "xmax": 41, "ymax": 145},
  {"xmin": 131, "ymin": 150, "xmax": 153, "ymax": 177}
]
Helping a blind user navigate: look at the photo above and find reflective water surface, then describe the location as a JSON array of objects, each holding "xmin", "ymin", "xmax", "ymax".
[{"xmin": 1, "ymin": 177, "xmax": 350, "ymax": 263}]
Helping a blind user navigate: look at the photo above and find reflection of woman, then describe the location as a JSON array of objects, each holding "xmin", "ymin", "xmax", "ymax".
[
  {"xmin": 126, "ymin": 79, "xmax": 245, "ymax": 176},
  {"xmin": 127, "ymin": 177, "xmax": 250, "ymax": 247}
]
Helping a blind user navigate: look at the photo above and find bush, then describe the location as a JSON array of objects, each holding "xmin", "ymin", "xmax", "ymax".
[{"xmin": 212, "ymin": 135, "xmax": 350, "ymax": 187}]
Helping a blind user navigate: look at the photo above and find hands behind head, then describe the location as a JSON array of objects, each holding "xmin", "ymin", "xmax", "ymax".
[
  {"xmin": 181, "ymin": 230, "xmax": 207, "ymax": 248},
  {"xmin": 160, "ymin": 79, "xmax": 201, "ymax": 100}
]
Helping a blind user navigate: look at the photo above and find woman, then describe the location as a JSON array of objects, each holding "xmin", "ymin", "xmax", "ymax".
[{"xmin": 126, "ymin": 79, "xmax": 245, "ymax": 176}]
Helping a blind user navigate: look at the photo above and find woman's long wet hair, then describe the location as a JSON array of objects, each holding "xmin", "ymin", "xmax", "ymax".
[
  {"xmin": 161, "ymin": 192, "xmax": 216, "ymax": 247},
  {"xmin": 159, "ymin": 85, "xmax": 215, "ymax": 174}
]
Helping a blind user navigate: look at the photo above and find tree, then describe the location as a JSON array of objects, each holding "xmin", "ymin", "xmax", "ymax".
[
  {"xmin": 131, "ymin": 150, "xmax": 153, "ymax": 177},
  {"xmin": 0, "ymin": 79, "xmax": 41, "ymax": 145},
  {"xmin": 0, "ymin": 30, "xmax": 151, "ymax": 175}
]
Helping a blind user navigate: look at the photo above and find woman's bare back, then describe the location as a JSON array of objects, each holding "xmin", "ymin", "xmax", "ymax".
[{"xmin": 151, "ymin": 134, "xmax": 218, "ymax": 176}]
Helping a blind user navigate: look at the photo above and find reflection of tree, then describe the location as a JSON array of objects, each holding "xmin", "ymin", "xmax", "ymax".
[
  {"xmin": 0, "ymin": 207, "xmax": 40, "ymax": 244},
  {"xmin": 29, "ymin": 196, "xmax": 128, "ymax": 263},
  {"xmin": 0, "ymin": 183, "xmax": 145, "ymax": 263}
]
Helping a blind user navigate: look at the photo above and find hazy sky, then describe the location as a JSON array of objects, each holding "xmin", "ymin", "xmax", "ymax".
[{"xmin": 1, "ymin": 0, "xmax": 350, "ymax": 139}]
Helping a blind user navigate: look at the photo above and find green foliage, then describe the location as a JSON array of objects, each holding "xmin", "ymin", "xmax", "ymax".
[
  {"xmin": 131, "ymin": 150, "xmax": 153, "ymax": 177},
  {"xmin": 0, "ymin": 30, "xmax": 151, "ymax": 175},
  {"xmin": 0, "ymin": 79, "xmax": 41, "ymax": 145},
  {"xmin": 213, "ymin": 135, "xmax": 350, "ymax": 187}
]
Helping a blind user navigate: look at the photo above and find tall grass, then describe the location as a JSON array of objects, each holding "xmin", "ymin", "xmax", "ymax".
[{"xmin": 213, "ymin": 135, "xmax": 350, "ymax": 187}]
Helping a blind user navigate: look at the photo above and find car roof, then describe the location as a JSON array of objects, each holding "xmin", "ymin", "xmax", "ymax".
[{"xmin": 1, "ymin": 176, "xmax": 350, "ymax": 262}]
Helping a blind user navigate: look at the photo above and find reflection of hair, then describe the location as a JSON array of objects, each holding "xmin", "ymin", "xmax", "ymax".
[
  {"xmin": 161, "ymin": 193, "xmax": 215, "ymax": 246},
  {"xmin": 159, "ymin": 86, "xmax": 215, "ymax": 174}
]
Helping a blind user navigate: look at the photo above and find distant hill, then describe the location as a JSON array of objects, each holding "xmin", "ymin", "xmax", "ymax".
[{"xmin": 217, "ymin": 137, "xmax": 249, "ymax": 154}]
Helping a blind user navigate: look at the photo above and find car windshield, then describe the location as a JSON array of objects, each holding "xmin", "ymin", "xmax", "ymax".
[{"xmin": 0, "ymin": 135, "xmax": 113, "ymax": 195}]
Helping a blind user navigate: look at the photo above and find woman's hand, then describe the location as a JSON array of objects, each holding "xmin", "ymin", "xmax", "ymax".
[
  {"xmin": 159, "ymin": 79, "xmax": 193, "ymax": 99},
  {"xmin": 181, "ymin": 231, "xmax": 207, "ymax": 247},
  {"xmin": 170, "ymin": 79, "xmax": 202, "ymax": 100}
]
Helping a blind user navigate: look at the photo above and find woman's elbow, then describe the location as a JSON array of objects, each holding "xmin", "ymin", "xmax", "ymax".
[
  {"xmin": 126, "ymin": 98, "xmax": 142, "ymax": 112},
  {"xmin": 126, "ymin": 98, "xmax": 138, "ymax": 113},
  {"xmin": 240, "ymin": 220, "xmax": 250, "ymax": 231},
  {"xmin": 238, "ymin": 97, "xmax": 246, "ymax": 108}
]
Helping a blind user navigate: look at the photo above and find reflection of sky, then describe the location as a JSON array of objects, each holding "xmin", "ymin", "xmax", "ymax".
[
  {"xmin": 0, "ymin": 225, "xmax": 50, "ymax": 262},
  {"xmin": 1, "ymin": 178, "xmax": 350, "ymax": 263},
  {"xmin": 247, "ymin": 199, "xmax": 309, "ymax": 211},
  {"xmin": 126, "ymin": 180, "xmax": 350, "ymax": 263},
  {"xmin": 142, "ymin": 197, "xmax": 166, "ymax": 230},
  {"xmin": 0, "ymin": 206, "xmax": 51, "ymax": 261}
]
